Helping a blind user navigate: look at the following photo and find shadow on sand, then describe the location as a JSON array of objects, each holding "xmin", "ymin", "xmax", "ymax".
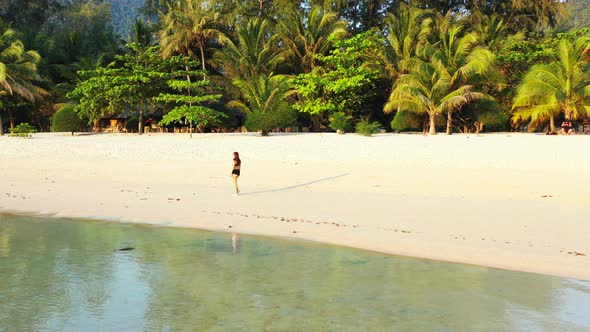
[{"xmin": 241, "ymin": 173, "xmax": 351, "ymax": 195}]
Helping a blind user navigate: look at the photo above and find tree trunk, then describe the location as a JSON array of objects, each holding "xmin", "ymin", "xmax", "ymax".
[
  {"xmin": 198, "ymin": 41, "xmax": 207, "ymax": 79},
  {"xmin": 549, "ymin": 114, "xmax": 555, "ymax": 132},
  {"xmin": 8, "ymin": 110, "xmax": 15, "ymax": 129},
  {"xmin": 138, "ymin": 100, "xmax": 144, "ymax": 135},
  {"xmin": 445, "ymin": 110, "xmax": 452, "ymax": 135},
  {"xmin": 93, "ymin": 120, "xmax": 99, "ymax": 132},
  {"xmin": 0, "ymin": 112, "xmax": 3, "ymax": 135},
  {"xmin": 429, "ymin": 112, "xmax": 437, "ymax": 135},
  {"xmin": 189, "ymin": 121, "xmax": 193, "ymax": 139},
  {"xmin": 367, "ymin": 0, "xmax": 376, "ymax": 28},
  {"xmin": 311, "ymin": 114, "xmax": 322, "ymax": 132},
  {"xmin": 475, "ymin": 122, "xmax": 483, "ymax": 134}
]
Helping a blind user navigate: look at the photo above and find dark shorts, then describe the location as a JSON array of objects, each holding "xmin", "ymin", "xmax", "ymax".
[{"xmin": 232, "ymin": 169, "xmax": 240, "ymax": 176}]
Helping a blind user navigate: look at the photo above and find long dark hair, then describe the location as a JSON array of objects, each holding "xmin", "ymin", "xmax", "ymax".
[{"xmin": 233, "ymin": 152, "xmax": 241, "ymax": 166}]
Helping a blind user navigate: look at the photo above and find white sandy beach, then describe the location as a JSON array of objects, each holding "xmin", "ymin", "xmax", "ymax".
[{"xmin": 1, "ymin": 132, "xmax": 589, "ymax": 280}]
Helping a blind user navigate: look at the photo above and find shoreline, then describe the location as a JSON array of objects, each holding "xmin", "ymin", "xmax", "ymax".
[{"xmin": 1, "ymin": 133, "xmax": 589, "ymax": 281}]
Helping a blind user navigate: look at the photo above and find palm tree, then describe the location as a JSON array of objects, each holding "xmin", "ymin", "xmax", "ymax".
[
  {"xmin": 512, "ymin": 36, "xmax": 590, "ymax": 132},
  {"xmin": 378, "ymin": 4, "xmax": 432, "ymax": 79},
  {"xmin": 212, "ymin": 18, "xmax": 287, "ymax": 80},
  {"xmin": 385, "ymin": 59, "xmax": 488, "ymax": 135},
  {"xmin": 472, "ymin": 13, "xmax": 507, "ymax": 53},
  {"xmin": 160, "ymin": 0, "xmax": 222, "ymax": 73},
  {"xmin": 130, "ymin": 19, "xmax": 153, "ymax": 47},
  {"xmin": 428, "ymin": 16, "xmax": 498, "ymax": 134},
  {"xmin": 279, "ymin": 5, "xmax": 347, "ymax": 74},
  {"xmin": 229, "ymin": 73, "xmax": 295, "ymax": 114},
  {"xmin": 0, "ymin": 26, "xmax": 43, "ymax": 135},
  {"xmin": 228, "ymin": 73, "xmax": 296, "ymax": 135}
]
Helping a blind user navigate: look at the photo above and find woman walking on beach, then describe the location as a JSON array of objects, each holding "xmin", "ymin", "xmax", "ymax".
[{"xmin": 231, "ymin": 152, "xmax": 241, "ymax": 195}]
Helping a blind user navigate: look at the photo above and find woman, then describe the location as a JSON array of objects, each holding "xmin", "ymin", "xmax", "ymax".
[{"xmin": 231, "ymin": 152, "xmax": 241, "ymax": 195}]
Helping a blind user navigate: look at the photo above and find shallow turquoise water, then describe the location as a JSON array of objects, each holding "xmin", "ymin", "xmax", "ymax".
[{"xmin": 1, "ymin": 214, "xmax": 589, "ymax": 331}]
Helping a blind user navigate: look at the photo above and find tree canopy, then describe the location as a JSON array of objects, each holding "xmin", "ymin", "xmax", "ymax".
[{"xmin": 3, "ymin": 0, "xmax": 589, "ymax": 135}]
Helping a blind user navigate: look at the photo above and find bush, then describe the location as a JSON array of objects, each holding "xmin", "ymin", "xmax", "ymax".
[
  {"xmin": 245, "ymin": 109, "xmax": 297, "ymax": 135},
  {"xmin": 391, "ymin": 111, "xmax": 423, "ymax": 132},
  {"xmin": 9, "ymin": 123, "xmax": 37, "ymax": 138},
  {"xmin": 328, "ymin": 112, "xmax": 352, "ymax": 133},
  {"xmin": 52, "ymin": 104, "xmax": 83, "ymax": 134},
  {"xmin": 355, "ymin": 118, "xmax": 380, "ymax": 136}
]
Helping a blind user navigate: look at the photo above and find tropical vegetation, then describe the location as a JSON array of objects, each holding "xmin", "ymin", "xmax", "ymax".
[{"xmin": 1, "ymin": 0, "xmax": 590, "ymax": 136}]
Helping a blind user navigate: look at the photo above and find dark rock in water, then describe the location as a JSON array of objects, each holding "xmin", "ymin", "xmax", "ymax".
[{"xmin": 115, "ymin": 247, "xmax": 135, "ymax": 251}]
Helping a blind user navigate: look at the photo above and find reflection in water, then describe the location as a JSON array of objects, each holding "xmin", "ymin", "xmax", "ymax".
[{"xmin": 1, "ymin": 214, "xmax": 590, "ymax": 331}]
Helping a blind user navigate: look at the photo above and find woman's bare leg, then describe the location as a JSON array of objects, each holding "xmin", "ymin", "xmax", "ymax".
[{"xmin": 232, "ymin": 175, "xmax": 239, "ymax": 194}]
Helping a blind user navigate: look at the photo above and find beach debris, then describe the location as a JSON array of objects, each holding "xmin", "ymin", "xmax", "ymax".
[
  {"xmin": 540, "ymin": 195, "xmax": 553, "ymax": 198},
  {"xmin": 115, "ymin": 247, "xmax": 135, "ymax": 252},
  {"xmin": 292, "ymin": 230, "xmax": 297, "ymax": 234},
  {"xmin": 566, "ymin": 251, "xmax": 586, "ymax": 256},
  {"xmin": 228, "ymin": 225, "xmax": 232, "ymax": 228}
]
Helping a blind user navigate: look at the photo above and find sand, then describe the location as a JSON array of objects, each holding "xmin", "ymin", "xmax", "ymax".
[{"xmin": 1, "ymin": 132, "xmax": 589, "ymax": 280}]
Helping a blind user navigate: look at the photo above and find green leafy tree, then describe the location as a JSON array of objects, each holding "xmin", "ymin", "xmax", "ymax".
[
  {"xmin": 156, "ymin": 75, "xmax": 224, "ymax": 138},
  {"xmin": 52, "ymin": 1, "xmax": 119, "ymax": 66},
  {"xmin": 68, "ymin": 43, "xmax": 173, "ymax": 133},
  {"xmin": 512, "ymin": 35, "xmax": 590, "ymax": 131},
  {"xmin": 292, "ymin": 32, "xmax": 380, "ymax": 130},
  {"xmin": 65, "ymin": 66, "xmax": 119, "ymax": 131}
]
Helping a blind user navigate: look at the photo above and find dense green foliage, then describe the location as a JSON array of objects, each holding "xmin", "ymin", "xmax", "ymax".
[
  {"xmin": 512, "ymin": 35, "xmax": 590, "ymax": 131},
  {"xmin": 2, "ymin": 0, "xmax": 589, "ymax": 135},
  {"xmin": 244, "ymin": 108, "xmax": 298, "ymax": 135},
  {"xmin": 355, "ymin": 119, "xmax": 381, "ymax": 136},
  {"xmin": 51, "ymin": 104, "xmax": 83, "ymax": 134},
  {"xmin": 329, "ymin": 112, "xmax": 352, "ymax": 133},
  {"xmin": 8, "ymin": 122, "xmax": 36, "ymax": 137},
  {"xmin": 156, "ymin": 73, "xmax": 224, "ymax": 138}
]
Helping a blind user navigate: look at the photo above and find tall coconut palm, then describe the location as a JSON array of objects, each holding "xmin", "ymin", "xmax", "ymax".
[
  {"xmin": 428, "ymin": 16, "xmax": 498, "ymax": 134},
  {"xmin": 379, "ymin": 4, "xmax": 432, "ymax": 79},
  {"xmin": 385, "ymin": 59, "xmax": 488, "ymax": 135},
  {"xmin": 212, "ymin": 18, "xmax": 287, "ymax": 80},
  {"xmin": 0, "ymin": 26, "xmax": 43, "ymax": 135},
  {"xmin": 160, "ymin": 0, "xmax": 222, "ymax": 73},
  {"xmin": 512, "ymin": 36, "xmax": 590, "ymax": 132},
  {"xmin": 279, "ymin": 5, "xmax": 347, "ymax": 74}
]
